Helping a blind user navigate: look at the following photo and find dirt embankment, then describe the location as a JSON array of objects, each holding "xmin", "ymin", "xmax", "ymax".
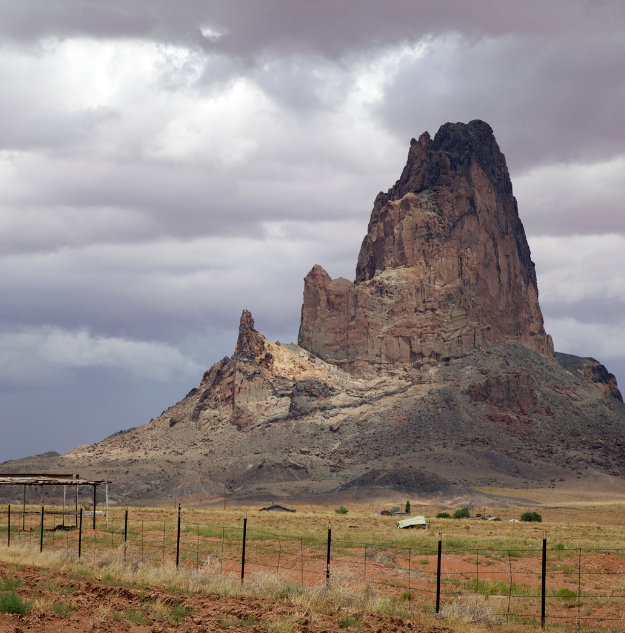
[{"xmin": 0, "ymin": 562, "xmax": 450, "ymax": 633}]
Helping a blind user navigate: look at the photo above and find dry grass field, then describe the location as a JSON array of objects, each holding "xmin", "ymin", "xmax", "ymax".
[{"xmin": 2, "ymin": 488, "xmax": 625, "ymax": 631}]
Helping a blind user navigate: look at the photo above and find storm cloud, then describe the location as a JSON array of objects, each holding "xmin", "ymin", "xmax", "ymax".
[{"xmin": 1, "ymin": 0, "xmax": 624, "ymax": 462}]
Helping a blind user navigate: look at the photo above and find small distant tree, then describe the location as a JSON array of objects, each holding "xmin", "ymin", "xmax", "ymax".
[
  {"xmin": 520, "ymin": 511, "xmax": 542, "ymax": 522},
  {"xmin": 405, "ymin": 499, "xmax": 411, "ymax": 514},
  {"xmin": 436, "ymin": 512, "xmax": 451, "ymax": 519},
  {"xmin": 453, "ymin": 507, "xmax": 470, "ymax": 519},
  {"xmin": 335, "ymin": 505, "xmax": 348, "ymax": 515}
]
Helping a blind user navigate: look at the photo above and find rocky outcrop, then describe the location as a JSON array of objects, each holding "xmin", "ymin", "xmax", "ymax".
[
  {"xmin": 5, "ymin": 121, "xmax": 625, "ymax": 506},
  {"xmin": 298, "ymin": 120, "xmax": 553, "ymax": 377},
  {"xmin": 555, "ymin": 352, "xmax": 623, "ymax": 401}
]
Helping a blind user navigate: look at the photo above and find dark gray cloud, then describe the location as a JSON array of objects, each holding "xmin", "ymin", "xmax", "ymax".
[
  {"xmin": 377, "ymin": 31, "xmax": 625, "ymax": 171},
  {"xmin": 1, "ymin": 0, "xmax": 625, "ymax": 464}
]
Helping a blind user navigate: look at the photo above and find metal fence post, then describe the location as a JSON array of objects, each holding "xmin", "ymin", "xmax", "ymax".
[
  {"xmin": 577, "ymin": 547, "xmax": 582, "ymax": 629},
  {"xmin": 176, "ymin": 504, "xmax": 181, "ymax": 568},
  {"xmin": 436, "ymin": 533, "xmax": 442, "ymax": 613},
  {"xmin": 326, "ymin": 523, "xmax": 332, "ymax": 586},
  {"xmin": 39, "ymin": 505, "xmax": 44, "ymax": 552},
  {"xmin": 541, "ymin": 536, "xmax": 547, "ymax": 628},
  {"xmin": 124, "ymin": 507, "xmax": 128, "ymax": 559},
  {"xmin": 7, "ymin": 505, "xmax": 10, "ymax": 548},
  {"xmin": 240, "ymin": 514, "xmax": 247, "ymax": 582},
  {"xmin": 364, "ymin": 545, "xmax": 367, "ymax": 588},
  {"xmin": 78, "ymin": 508, "xmax": 83, "ymax": 558},
  {"xmin": 408, "ymin": 548, "xmax": 411, "ymax": 610}
]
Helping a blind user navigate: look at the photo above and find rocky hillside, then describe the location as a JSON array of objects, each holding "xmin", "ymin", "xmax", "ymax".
[{"xmin": 2, "ymin": 120, "xmax": 624, "ymax": 506}]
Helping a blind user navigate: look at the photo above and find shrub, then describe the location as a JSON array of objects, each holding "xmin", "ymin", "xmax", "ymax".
[
  {"xmin": 453, "ymin": 508, "xmax": 470, "ymax": 519},
  {"xmin": 388, "ymin": 505, "xmax": 400, "ymax": 514},
  {"xmin": 436, "ymin": 512, "xmax": 451, "ymax": 519},
  {"xmin": 520, "ymin": 511, "xmax": 542, "ymax": 522},
  {"xmin": 337, "ymin": 613, "xmax": 361, "ymax": 628},
  {"xmin": 335, "ymin": 506, "xmax": 348, "ymax": 515},
  {"xmin": 0, "ymin": 592, "xmax": 33, "ymax": 615},
  {"xmin": 555, "ymin": 542, "xmax": 565, "ymax": 551},
  {"xmin": 441, "ymin": 595, "xmax": 502, "ymax": 624}
]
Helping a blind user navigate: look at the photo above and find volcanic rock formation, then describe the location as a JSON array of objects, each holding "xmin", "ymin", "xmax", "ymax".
[
  {"xmin": 298, "ymin": 120, "xmax": 553, "ymax": 377},
  {"xmin": 3, "ymin": 120, "xmax": 625, "ymax": 506}
]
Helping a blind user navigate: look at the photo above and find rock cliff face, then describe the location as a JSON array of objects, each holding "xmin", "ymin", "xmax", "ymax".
[
  {"xmin": 298, "ymin": 121, "xmax": 553, "ymax": 377},
  {"xmin": 3, "ymin": 120, "xmax": 624, "ymax": 506}
]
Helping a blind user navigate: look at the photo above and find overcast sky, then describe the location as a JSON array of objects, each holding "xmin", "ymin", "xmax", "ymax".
[{"xmin": 1, "ymin": 0, "xmax": 625, "ymax": 463}]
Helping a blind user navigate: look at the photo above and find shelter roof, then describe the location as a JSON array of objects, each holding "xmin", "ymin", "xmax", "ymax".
[
  {"xmin": 0, "ymin": 474, "xmax": 109, "ymax": 486},
  {"xmin": 396, "ymin": 515, "xmax": 427, "ymax": 529}
]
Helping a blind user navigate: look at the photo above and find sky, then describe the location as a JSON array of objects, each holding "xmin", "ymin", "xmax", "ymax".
[{"xmin": 1, "ymin": 0, "xmax": 625, "ymax": 463}]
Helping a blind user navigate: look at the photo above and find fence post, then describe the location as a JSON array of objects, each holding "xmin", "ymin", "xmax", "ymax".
[
  {"xmin": 7, "ymin": 505, "xmax": 10, "ymax": 547},
  {"xmin": 408, "ymin": 548, "xmax": 411, "ymax": 611},
  {"xmin": 176, "ymin": 504, "xmax": 181, "ymax": 568},
  {"xmin": 93, "ymin": 485, "xmax": 96, "ymax": 531},
  {"xmin": 78, "ymin": 508, "xmax": 83, "ymax": 558},
  {"xmin": 39, "ymin": 505, "xmax": 44, "ymax": 552},
  {"xmin": 124, "ymin": 507, "xmax": 128, "ymax": 559},
  {"xmin": 326, "ymin": 523, "xmax": 332, "ymax": 586},
  {"xmin": 436, "ymin": 533, "xmax": 442, "ymax": 613},
  {"xmin": 364, "ymin": 545, "xmax": 367, "ymax": 588},
  {"xmin": 240, "ymin": 514, "xmax": 247, "ymax": 583},
  {"xmin": 541, "ymin": 535, "xmax": 546, "ymax": 628},
  {"xmin": 577, "ymin": 547, "xmax": 582, "ymax": 629}
]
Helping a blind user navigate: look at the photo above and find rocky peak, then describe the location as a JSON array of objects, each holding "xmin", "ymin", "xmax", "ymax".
[
  {"xmin": 233, "ymin": 309, "xmax": 266, "ymax": 360},
  {"xmin": 298, "ymin": 120, "xmax": 553, "ymax": 377}
]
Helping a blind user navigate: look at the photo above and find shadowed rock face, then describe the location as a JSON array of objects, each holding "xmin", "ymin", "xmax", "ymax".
[{"xmin": 298, "ymin": 120, "xmax": 553, "ymax": 377}]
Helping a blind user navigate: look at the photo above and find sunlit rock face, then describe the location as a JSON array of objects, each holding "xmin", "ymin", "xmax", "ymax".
[{"xmin": 298, "ymin": 120, "xmax": 553, "ymax": 377}]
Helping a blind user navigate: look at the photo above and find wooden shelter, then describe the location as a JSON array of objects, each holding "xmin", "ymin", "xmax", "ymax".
[{"xmin": 0, "ymin": 473, "xmax": 111, "ymax": 529}]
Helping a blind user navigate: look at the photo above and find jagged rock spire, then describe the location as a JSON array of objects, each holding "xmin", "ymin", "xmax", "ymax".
[
  {"xmin": 298, "ymin": 120, "xmax": 553, "ymax": 377},
  {"xmin": 233, "ymin": 309, "xmax": 266, "ymax": 360}
]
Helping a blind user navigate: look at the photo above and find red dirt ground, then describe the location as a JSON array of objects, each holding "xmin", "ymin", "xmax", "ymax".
[{"xmin": 0, "ymin": 562, "xmax": 453, "ymax": 633}]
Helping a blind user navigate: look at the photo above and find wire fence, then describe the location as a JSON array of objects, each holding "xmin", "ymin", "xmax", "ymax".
[{"xmin": 2, "ymin": 505, "xmax": 625, "ymax": 629}]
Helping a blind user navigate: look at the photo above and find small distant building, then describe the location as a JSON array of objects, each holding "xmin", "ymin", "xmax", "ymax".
[
  {"xmin": 259, "ymin": 504, "xmax": 296, "ymax": 512},
  {"xmin": 396, "ymin": 515, "xmax": 427, "ymax": 529}
]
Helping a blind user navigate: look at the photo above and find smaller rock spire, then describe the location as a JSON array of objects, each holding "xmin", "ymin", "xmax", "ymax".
[{"xmin": 233, "ymin": 309, "xmax": 266, "ymax": 360}]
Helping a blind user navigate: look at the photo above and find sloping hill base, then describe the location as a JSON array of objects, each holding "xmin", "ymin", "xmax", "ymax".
[{"xmin": 2, "ymin": 341, "xmax": 624, "ymax": 507}]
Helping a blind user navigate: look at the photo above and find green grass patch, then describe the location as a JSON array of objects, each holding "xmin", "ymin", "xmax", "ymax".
[
  {"xmin": 218, "ymin": 615, "xmax": 255, "ymax": 627},
  {"xmin": 52, "ymin": 601, "xmax": 74, "ymax": 618},
  {"xmin": 0, "ymin": 577, "xmax": 23, "ymax": 591},
  {"xmin": 0, "ymin": 591, "xmax": 33, "ymax": 615},
  {"xmin": 167, "ymin": 602, "xmax": 193, "ymax": 623},
  {"xmin": 337, "ymin": 613, "xmax": 361, "ymax": 627},
  {"xmin": 466, "ymin": 579, "xmax": 534, "ymax": 596}
]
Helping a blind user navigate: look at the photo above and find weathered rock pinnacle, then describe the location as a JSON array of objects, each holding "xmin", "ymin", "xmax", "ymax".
[
  {"xmin": 298, "ymin": 120, "xmax": 553, "ymax": 376},
  {"xmin": 234, "ymin": 309, "xmax": 266, "ymax": 360}
]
